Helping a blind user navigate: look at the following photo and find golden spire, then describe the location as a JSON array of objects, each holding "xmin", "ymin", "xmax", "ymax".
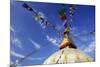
[{"xmin": 59, "ymin": 27, "xmax": 77, "ymax": 49}]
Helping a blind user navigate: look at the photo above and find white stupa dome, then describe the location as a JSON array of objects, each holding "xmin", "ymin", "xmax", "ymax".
[{"xmin": 43, "ymin": 47, "xmax": 93, "ymax": 64}]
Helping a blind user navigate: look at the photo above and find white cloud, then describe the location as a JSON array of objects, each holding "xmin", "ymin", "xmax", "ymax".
[
  {"xmin": 10, "ymin": 61, "xmax": 14, "ymax": 64},
  {"xmin": 10, "ymin": 26, "xmax": 15, "ymax": 32},
  {"xmin": 30, "ymin": 57, "xmax": 45, "ymax": 60},
  {"xmin": 11, "ymin": 51, "xmax": 44, "ymax": 61},
  {"xmin": 11, "ymin": 51, "xmax": 25, "ymax": 58},
  {"xmin": 29, "ymin": 39, "xmax": 41, "ymax": 49},
  {"xmin": 83, "ymin": 41, "xmax": 95, "ymax": 53},
  {"xmin": 56, "ymin": 24, "xmax": 64, "ymax": 31},
  {"xmin": 46, "ymin": 35, "xmax": 61, "ymax": 47},
  {"xmin": 10, "ymin": 26, "xmax": 23, "ymax": 49},
  {"xmin": 46, "ymin": 35, "xmax": 56, "ymax": 44},
  {"xmin": 11, "ymin": 51, "xmax": 33, "ymax": 60},
  {"xmin": 11, "ymin": 37, "xmax": 23, "ymax": 49},
  {"xmin": 70, "ymin": 27, "xmax": 82, "ymax": 36},
  {"xmin": 70, "ymin": 27, "xmax": 77, "ymax": 31}
]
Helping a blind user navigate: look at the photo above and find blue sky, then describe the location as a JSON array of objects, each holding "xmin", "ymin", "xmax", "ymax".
[{"xmin": 10, "ymin": 0, "xmax": 95, "ymax": 66}]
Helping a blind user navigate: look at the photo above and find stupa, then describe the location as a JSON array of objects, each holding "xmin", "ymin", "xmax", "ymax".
[{"xmin": 43, "ymin": 27, "xmax": 93, "ymax": 64}]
